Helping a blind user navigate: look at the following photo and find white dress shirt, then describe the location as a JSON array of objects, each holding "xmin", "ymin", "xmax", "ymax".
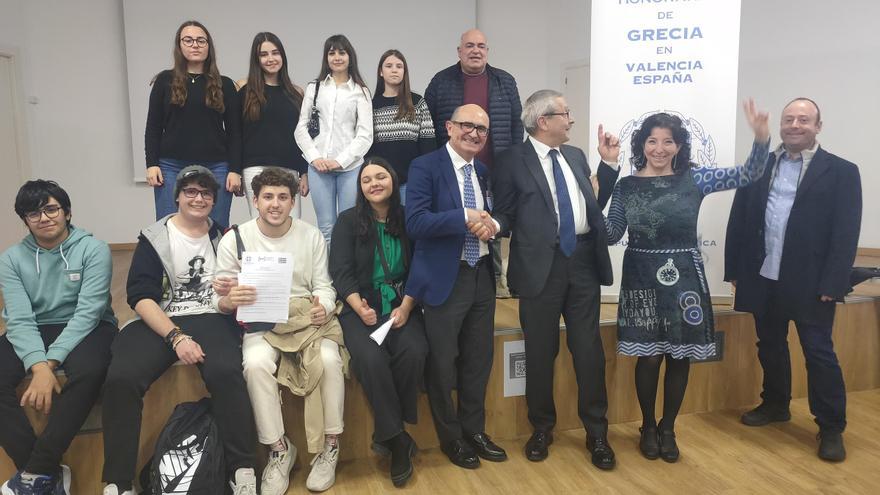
[
  {"xmin": 446, "ymin": 143, "xmax": 491, "ymax": 258},
  {"xmin": 294, "ymin": 75, "xmax": 374, "ymax": 171},
  {"xmin": 528, "ymin": 136, "xmax": 590, "ymax": 234}
]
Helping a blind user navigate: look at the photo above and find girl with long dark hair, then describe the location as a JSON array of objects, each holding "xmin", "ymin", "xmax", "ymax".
[
  {"xmin": 328, "ymin": 157, "xmax": 426, "ymax": 488},
  {"xmin": 369, "ymin": 49, "xmax": 436, "ymax": 203},
  {"xmin": 239, "ymin": 32, "xmax": 309, "ymax": 220},
  {"xmin": 144, "ymin": 20, "xmax": 242, "ymax": 228},
  {"xmin": 294, "ymin": 34, "xmax": 373, "ymax": 248}
]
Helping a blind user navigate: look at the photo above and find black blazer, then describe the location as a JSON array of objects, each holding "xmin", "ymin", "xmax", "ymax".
[
  {"xmin": 329, "ymin": 207, "xmax": 413, "ymax": 315},
  {"xmin": 725, "ymin": 146, "xmax": 862, "ymax": 325},
  {"xmin": 492, "ymin": 139, "xmax": 617, "ymax": 297}
]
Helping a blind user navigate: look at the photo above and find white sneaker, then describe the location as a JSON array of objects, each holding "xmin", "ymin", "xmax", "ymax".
[
  {"xmin": 229, "ymin": 467, "xmax": 257, "ymax": 495},
  {"xmin": 261, "ymin": 437, "xmax": 296, "ymax": 495},
  {"xmin": 306, "ymin": 445, "xmax": 339, "ymax": 492},
  {"xmin": 60, "ymin": 465, "xmax": 71, "ymax": 495},
  {"xmin": 103, "ymin": 483, "xmax": 135, "ymax": 495}
]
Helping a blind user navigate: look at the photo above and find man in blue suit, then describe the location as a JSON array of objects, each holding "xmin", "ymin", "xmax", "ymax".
[{"xmin": 405, "ymin": 104, "xmax": 507, "ymax": 469}]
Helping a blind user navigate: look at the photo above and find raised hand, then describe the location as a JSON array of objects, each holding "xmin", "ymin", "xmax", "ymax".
[
  {"xmin": 743, "ymin": 98, "xmax": 770, "ymax": 143},
  {"xmin": 597, "ymin": 124, "xmax": 621, "ymax": 164}
]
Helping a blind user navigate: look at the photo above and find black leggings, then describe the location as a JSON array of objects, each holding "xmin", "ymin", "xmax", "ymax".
[{"xmin": 634, "ymin": 353, "xmax": 690, "ymax": 431}]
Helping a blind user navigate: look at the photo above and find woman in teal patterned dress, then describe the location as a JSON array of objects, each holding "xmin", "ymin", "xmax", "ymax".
[{"xmin": 603, "ymin": 100, "xmax": 770, "ymax": 462}]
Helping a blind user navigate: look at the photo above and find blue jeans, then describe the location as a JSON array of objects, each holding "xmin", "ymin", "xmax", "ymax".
[
  {"xmin": 754, "ymin": 310, "xmax": 847, "ymax": 433},
  {"xmin": 308, "ymin": 166, "xmax": 359, "ymax": 247},
  {"xmin": 154, "ymin": 159, "xmax": 231, "ymax": 228}
]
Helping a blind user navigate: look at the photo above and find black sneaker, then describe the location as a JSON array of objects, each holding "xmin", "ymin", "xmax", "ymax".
[
  {"xmin": 390, "ymin": 432, "xmax": 417, "ymax": 487},
  {"xmin": 740, "ymin": 402, "xmax": 791, "ymax": 426},
  {"xmin": 817, "ymin": 431, "xmax": 846, "ymax": 462}
]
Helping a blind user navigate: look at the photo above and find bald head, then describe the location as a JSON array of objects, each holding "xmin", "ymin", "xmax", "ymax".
[
  {"xmin": 458, "ymin": 29, "xmax": 488, "ymax": 75},
  {"xmin": 446, "ymin": 104, "xmax": 490, "ymax": 161}
]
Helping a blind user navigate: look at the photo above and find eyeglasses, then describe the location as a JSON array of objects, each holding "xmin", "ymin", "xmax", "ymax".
[
  {"xmin": 24, "ymin": 205, "xmax": 63, "ymax": 223},
  {"xmin": 180, "ymin": 36, "xmax": 209, "ymax": 48},
  {"xmin": 181, "ymin": 187, "xmax": 215, "ymax": 200},
  {"xmin": 451, "ymin": 121, "xmax": 490, "ymax": 137},
  {"xmin": 543, "ymin": 111, "xmax": 572, "ymax": 120}
]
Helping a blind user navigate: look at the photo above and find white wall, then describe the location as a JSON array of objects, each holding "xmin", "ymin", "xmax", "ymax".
[
  {"xmin": 1, "ymin": 0, "xmax": 152, "ymax": 246},
  {"xmin": 0, "ymin": 0, "xmax": 876, "ymax": 247},
  {"xmin": 734, "ymin": 0, "xmax": 880, "ymax": 247}
]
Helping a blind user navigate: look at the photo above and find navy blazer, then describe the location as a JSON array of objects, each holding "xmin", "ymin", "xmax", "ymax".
[
  {"xmin": 725, "ymin": 146, "xmax": 862, "ymax": 325},
  {"xmin": 405, "ymin": 146, "xmax": 492, "ymax": 306}
]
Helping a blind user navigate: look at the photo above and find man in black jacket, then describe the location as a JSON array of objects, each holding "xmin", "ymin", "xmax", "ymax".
[
  {"xmin": 492, "ymin": 90, "xmax": 620, "ymax": 469},
  {"xmin": 425, "ymin": 29, "xmax": 523, "ymax": 298},
  {"xmin": 725, "ymin": 98, "xmax": 862, "ymax": 462}
]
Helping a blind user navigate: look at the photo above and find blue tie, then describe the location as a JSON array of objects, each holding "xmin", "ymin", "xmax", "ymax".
[
  {"xmin": 550, "ymin": 149, "xmax": 576, "ymax": 257},
  {"xmin": 462, "ymin": 163, "xmax": 480, "ymax": 267}
]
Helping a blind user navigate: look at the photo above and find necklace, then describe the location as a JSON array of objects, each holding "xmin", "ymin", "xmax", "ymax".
[{"xmin": 187, "ymin": 73, "xmax": 202, "ymax": 84}]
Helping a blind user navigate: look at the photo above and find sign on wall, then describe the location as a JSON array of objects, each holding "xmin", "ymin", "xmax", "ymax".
[{"xmin": 589, "ymin": 0, "xmax": 743, "ymax": 302}]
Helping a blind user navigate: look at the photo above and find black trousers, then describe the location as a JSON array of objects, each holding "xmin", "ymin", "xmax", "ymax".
[
  {"xmin": 0, "ymin": 321, "xmax": 116, "ymax": 475},
  {"xmin": 423, "ymin": 260, "xmax": 496, "ymax": 444},
  {"xmin": 340, "ymin": 309, "xmax": 428, "ymax": 442},
  {"xmin": 519, "ymin": 241, "xmax": 609, "ymax": 437},
  {"xmin": 101, "ymin": 313, "xmax": 256, "ymax": 485},
  {"xmin": 753, "ymin": 285, "xmax": 846, "ymax": 432}
]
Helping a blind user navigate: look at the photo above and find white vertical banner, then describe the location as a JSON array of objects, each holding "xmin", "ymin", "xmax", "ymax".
[{"xmin": 589, "ymin": 0, "xmax": 742, "ymax": 301}]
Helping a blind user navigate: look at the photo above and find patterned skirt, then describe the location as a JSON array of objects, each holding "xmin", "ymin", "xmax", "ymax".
[{"xmin": 616, "ymin": 247, "xmax": 716, "ymax": 359}]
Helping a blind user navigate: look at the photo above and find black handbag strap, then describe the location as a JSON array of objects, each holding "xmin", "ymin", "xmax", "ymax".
[
  {"xmin": 376, "ymin": 232, "xmax": 395, "ymax": 284},
  {"xmin": 311, "ymin": 80, "xmax": 320, "ymax": 108}
]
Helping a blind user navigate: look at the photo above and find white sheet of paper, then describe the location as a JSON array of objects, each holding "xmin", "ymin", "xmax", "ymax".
[
  {"xmin": 369, "ymin": 317, "xmax": 396, "ymax": 345},
  {"xmin": 236, "ymin": 251, "xmax": 294, "ymax": 323}
]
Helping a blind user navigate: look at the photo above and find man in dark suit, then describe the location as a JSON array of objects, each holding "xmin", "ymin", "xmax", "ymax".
[
  {"xmin": 725, "ymin": 97, "xmax": 862, "ymax": 462},
  {"xmin": 405, "ymin": 104, "xmax": 508, "ymax": 469},
  {"xmin": 492, "ymin": 90, "xmax": 621, "ymax": 469}
]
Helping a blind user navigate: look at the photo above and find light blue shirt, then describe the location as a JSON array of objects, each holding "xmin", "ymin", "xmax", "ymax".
[{"xmin": 760, "ymin": 154, "xmax": 802, "ymax": 280}]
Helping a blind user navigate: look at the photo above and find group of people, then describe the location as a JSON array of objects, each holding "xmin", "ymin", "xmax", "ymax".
[{"xmin": 0, "ymin": 19, "xmax": 863, "ymax": 495}]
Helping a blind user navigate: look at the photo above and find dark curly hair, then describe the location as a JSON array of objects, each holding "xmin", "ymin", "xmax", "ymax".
[
  {"xmin": 250, "ymin": 166, "xmax": 299, "ymax": 197},
  {"xmin": 630, "ymin": 112, "xmax": 693, "ymax": 174},
  {"xmin": 355, "ymin": 157, "xmax": 405, "ymax": 238}
]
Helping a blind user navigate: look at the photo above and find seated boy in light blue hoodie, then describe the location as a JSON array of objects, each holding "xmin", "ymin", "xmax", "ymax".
[{"xmin": 0, "ymin": 180, "xmax": 117, "ymax": 495}]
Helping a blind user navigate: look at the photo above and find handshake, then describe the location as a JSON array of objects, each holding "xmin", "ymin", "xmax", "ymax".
[{"xmin": 466, "ymin": 208, "xmax": 499, "ymax": 241}]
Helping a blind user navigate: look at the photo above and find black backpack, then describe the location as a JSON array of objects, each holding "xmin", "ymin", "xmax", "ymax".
[{"xmin": 139, "ymin": 398, "xmax": 225, "ymax": 494}]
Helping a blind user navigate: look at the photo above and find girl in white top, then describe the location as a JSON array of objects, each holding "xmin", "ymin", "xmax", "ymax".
[{"xmin": 294, "ymin": 34, "xmax": 373, "ymax": 248}]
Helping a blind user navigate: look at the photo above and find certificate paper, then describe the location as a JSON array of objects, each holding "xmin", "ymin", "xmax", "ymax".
[{"xmin": 237, "ymin": 251, "xmax": 294, "ymax": 323}]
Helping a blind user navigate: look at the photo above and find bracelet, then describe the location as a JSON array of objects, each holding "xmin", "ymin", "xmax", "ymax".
[
  {"xmin": 165, "ymin": 326, "xmax": 183, "ymax": 348},
  {"xmin": 172, "ymin": 335, "xmax": 193, "ymax": 351}
]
